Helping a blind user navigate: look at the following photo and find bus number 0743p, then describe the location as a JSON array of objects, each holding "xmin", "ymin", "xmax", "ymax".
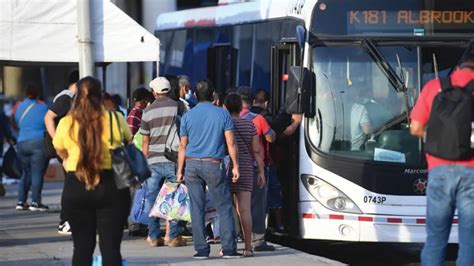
[{"xmin": 363, "ymin": 196, "xmax": 387, "ymax": 204}]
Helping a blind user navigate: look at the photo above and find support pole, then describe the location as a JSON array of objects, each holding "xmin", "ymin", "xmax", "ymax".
[{"xmin": 77, "ymin": 0, "xmax": 95, "ymax": 77}]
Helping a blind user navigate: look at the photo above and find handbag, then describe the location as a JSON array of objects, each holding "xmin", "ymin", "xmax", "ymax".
[
  {"xmin": 2, "ymin": 145, "xmax": 22, "ymax": 179},
  {"xmin": 43, "ymin": 132, "xmax": 57, "ymax": 159},
  {"xmin": 149, "ymin": 181, "xmax": 191, "ymax": 222},
  {"xmin": 109, "ymin": 111, "xmax": 151, "ymax": 189},
  {"xmin": 129, "ymin": 183, "xmax": 149, "ymax": 225}
]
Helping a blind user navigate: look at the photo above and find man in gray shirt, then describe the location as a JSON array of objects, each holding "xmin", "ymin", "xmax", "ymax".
[{"xmin": 141, "ymin": 77, "xmax": 185, "ymax": 248}]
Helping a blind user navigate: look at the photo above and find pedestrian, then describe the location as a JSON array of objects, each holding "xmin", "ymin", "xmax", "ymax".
[
  {"xmin": 0, "ymin": 97, "xmax": 16, "ymax": 197},
  {"xmin": 251, "ymin": 90, "xmax": 285, "ymax": 234},
  {"xmin": 224, "ymin": 93, "xmax": 266, "ymax": 257},
  {"xmin": 112, "ymin": 94, "xmax": 127, "ymax": 116},
  {"xmin": 126, "ymin": 87, "xmax": 153, "ymax": 237},
  {"xmin": 410, "ymin": 53, "xmax": 474, "ymax": 266},
  {"xmin": 178, "ymin": 75, "xmax": 197, "ymax": 110},
  {"xmin": 102, "ymin": 92, "xmax": 118, "ymax": 113},
  {"xmin": 140, "ymin": 77, "xmax": 186, "ymax": 248},
  {"xmin": 14, "ymin": 84, "xmax": 49, "ymax": 211},
  {"xmin": 176, "ymin": 80, "xmax": 242, "ymax": 259},
  {"xmin": 127, "ymin": 87, "xmax": 152, "ymax": 137},
  {"xmin": 53, "ymin": 76, "xmax": 131, "ymax": 266},
  {"xmin": 236, "ymin": 86, "xmax": 276, "ymax": 251},
  {"xmin": 44, "ymin": 69, "xmax": 79, "ymax": 235}
]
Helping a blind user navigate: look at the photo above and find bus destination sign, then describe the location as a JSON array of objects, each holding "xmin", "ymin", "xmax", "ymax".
[
  {"xmin": 311, "ymin": 0, "xmax": 474, "ymax": 37},
  {"xmin": 349, "ymin": 10, "xmax": 474, "ymax": 26},
  {"xmin": 348, "ymin": 10, "xmax": 474, "ymax": 35}
]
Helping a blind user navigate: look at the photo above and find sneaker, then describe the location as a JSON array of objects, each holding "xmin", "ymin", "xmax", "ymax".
[
  {"xmin": 146, "ymin": 236, "xmax": 164, "ymax": 247},
  {"xmin": 180, "ymin": 228, "xmax": 193, "ymax": 239},
  {"xmin": 274, "ymin": 226, "xmax": 288, "ymax": 236},
  {"xmin": 193, "ymin": 253, "xmax": 209, "ymax": 260},
  {"xmin": 222, "ymin": 251, "xmax": 243, "ymax": 259},
  {"xmin": 254, "ymin": 243, "xmax": 276, "ymax": 252},
  {"xmin": 16, "ymin": 202, "xmax": 29, "ymax": 211},
  {"xmin": 128, "ymin": 223, "xmax": 148, "ymax": 237},
  {"xmin": 206, "ymin": 236, "xmax": 215, "ymax": 244},
  {"xmin": 58, "ymin": 221, "xmax": 72, "ymax": 235},
  {"xmin": 29, "ymin": 202, "xmax": 49, "ymax": 212},
  {"xmin": 168, "ymin": 236, "xmax": 186, "ymax": 247}
]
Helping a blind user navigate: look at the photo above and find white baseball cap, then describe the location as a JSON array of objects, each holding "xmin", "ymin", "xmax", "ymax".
[{"xmin": 149, "ymin": 77, "xmax": 170, "ymax": 94}]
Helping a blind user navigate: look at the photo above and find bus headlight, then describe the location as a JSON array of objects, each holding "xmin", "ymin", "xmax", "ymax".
[{"xmin": 301, "ymin": 175, "xmax": 362, "ymax": 214}]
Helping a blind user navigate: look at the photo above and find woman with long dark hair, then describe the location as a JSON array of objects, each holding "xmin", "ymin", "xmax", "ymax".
[
  {"xmin": 53, "ymin": 76, "xmax": 131, "ymax": 265},
  {"xmin": 224, "ymin": 93, "xmax": 265, "ymax": 257}
]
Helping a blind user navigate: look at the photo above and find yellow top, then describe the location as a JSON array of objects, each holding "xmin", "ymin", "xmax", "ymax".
[{"xmin": 53, "ymin": 111, "xmax": 132, "ymax": 171}]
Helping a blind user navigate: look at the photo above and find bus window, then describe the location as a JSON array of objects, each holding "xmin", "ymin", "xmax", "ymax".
[
  {"xmin": 208, "ymin": 44, "xmax": 238, "ymax": 93},
  {"xmin": 311, "ymin": 45, "xmax": 423, "ymax": 164},
  {"xmin": 233, "ymin": 24, "xmax": 253, "ymax": 87}
]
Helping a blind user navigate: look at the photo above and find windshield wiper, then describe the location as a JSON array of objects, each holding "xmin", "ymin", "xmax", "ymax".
[
  {"xmin": 362, "ymin": 39, "xmax": 407, "ymax": 93},
  {"xmin": 362, "ymin": 39, "xmax": 411, "ymax": 126}
]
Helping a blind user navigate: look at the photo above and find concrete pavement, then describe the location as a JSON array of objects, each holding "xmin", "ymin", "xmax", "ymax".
[{"xmin": 0, "ymin": 181, "xmax": 344, "ymax": 266}]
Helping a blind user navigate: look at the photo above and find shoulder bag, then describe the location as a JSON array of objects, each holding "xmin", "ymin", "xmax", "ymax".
[
  {"xmin": 164, "ymin": 107, "xmax": 181, "ymax": 162},
  {"xmin": 109, "ymin": 112, "xmax": 151, "ymax": 189}
]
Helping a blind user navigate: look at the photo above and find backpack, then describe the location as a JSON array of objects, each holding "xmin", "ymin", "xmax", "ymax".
[{"xmin": 424, "ymin": 77, "xmax": 474, "ymax": 160}]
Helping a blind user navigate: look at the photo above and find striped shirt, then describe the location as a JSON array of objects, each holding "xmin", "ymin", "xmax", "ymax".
[
  {"xmin": 126, "ymin": 106, "xmax": 144, "ymax": 136},
  {"xmin": 228, "ymin": 117, "xmax": 257, "ymax": 192},
  {"xmin": 140, "ymin": 97, "xmax": 178, "ymax": 164}
]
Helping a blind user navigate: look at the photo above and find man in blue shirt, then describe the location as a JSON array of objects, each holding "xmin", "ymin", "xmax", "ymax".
[
  {"xmin": 14, "ymin": 84, "xmax": 49, "ymax": 211},
  {"xmin": 177, "ymin": 80, "xmax": 241, "ymax": 259}
]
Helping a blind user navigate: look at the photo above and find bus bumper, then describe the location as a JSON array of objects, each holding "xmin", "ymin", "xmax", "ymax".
[{"xmin": 299, "ymin": 201, "xmax": 459, "ymax": 243}]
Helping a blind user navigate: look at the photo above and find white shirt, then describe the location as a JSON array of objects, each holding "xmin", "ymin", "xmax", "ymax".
[{"xmin": 350, "ymin": 103, "xmax": 371, "ymax": 150}]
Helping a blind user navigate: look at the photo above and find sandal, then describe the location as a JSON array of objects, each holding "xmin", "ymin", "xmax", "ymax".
[{"xmin": 243, "ymin": 249, "xmax": 254, "ymax": 257}]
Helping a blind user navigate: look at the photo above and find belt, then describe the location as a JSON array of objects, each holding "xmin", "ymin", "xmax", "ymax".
[{"xmin": 186, "ymin": 157, "xmax": 221, "ymax": 163}]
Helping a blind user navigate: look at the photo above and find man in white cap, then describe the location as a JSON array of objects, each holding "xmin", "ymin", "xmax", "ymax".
[{"xmin": 140, "ymin": 77, "xmax": 186, "ymax": 247}]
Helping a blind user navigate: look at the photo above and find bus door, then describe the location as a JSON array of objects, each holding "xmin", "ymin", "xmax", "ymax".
[
  {"xmin": 270, "ymin": 40, "xmax": 301, "ymax": 237},
  {"xmin": 207, "ymin": 44, "xmax": 238, "ymax": 97}
]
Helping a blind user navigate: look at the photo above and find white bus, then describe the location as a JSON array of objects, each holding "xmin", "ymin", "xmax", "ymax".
[{"xmin": 155, "ymin": 0, "xmax": 474, "ymax": 242}]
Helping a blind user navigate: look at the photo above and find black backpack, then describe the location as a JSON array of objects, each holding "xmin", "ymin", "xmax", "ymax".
[{"xmin": 425, "ymin": 77, "xmax": 474, "ymax": 160}]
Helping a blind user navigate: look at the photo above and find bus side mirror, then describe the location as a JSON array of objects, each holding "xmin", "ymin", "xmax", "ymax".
[{"xmin": 286, "ymin": 66, "xmax": 314, "ymax": 117}]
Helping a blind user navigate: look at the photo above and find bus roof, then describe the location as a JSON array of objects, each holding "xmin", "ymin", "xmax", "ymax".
[{"xmin": 156, "ymin": 0, "xmax": 317, "ymax": 31}]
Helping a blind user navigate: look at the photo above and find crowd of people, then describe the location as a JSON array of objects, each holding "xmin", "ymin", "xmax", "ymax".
[
  {"xmin": 0, "ymin": 71, "xmax": 301, "ymax": 264},
  {"xmin": 2, "ymin": 53, "xmax": 473, "ymax": 265}
]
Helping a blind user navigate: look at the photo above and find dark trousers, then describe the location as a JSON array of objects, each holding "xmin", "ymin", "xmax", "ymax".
[{"xmin": 62, "ymin": 170, "xmax": 131, "ymax": 266}]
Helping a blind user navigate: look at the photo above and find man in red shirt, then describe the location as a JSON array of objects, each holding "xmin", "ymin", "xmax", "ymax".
[
  {"xmin": 410, "ymin": 53, "xmax": 474, "ymax": 266},
  {"xmin": 237, "ymin": 86, "xmax": 276, "ymax": 252}
]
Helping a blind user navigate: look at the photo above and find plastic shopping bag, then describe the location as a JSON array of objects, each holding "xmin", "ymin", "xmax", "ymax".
[
  {"xmin": 149, "ymin": 181, "xmax": 191, "ymax": 222},
  {"xmin": 128, "ymin": 183, "xmax": 148, "ymax": 225}
]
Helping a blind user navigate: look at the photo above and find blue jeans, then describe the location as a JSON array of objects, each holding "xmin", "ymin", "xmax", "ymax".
[
  {"xmin": 185, "ymin": 160, "xmax": 236, "ymax": 256},
  {"xmin": 144, "ymin": 162, "xmax": 179, "ymax": 240},
  {"xmin": 421, "ymin": 165, "xmax": 474, "ymax": 266},
  {"xmin": 17, "ymin": 139, "xmax": 47, "ymax": 204},
  {"xmin": 251, "ymin": 167, "xmax": 269, "ymax": 247},
  {"xmin": 267, "ymin": 165, "xmax": 283, "ymax": 209}
]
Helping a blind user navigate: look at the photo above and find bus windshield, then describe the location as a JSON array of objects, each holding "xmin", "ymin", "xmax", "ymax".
[{"xmin": 308, "ymin": 42, "xmax": 465, "ymax": 165}]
